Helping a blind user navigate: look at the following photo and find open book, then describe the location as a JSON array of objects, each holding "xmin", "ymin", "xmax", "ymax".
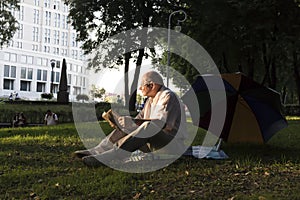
[{"xmin": 102, "ymin": 109, "xmax": 151, "ymax": 130}]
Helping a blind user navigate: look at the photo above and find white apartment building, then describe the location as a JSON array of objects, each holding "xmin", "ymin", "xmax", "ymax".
[{"xmin": 0, "ymin": 0, "xmax": 90, "ymax": 101}]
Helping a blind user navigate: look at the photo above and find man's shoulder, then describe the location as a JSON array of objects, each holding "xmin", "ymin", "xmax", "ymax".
[{"xmin": 160, "ymin": 87, "xmax": 177, "ymax": 98}]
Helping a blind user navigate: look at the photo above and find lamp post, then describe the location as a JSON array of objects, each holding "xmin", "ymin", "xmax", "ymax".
[
  {"xmin": 50, "ymin": 59, "xmax": 55, "ymax": 94},
  {"xmin": 167, "ymin": 10, "xmax": 187, "ymax": 87}
]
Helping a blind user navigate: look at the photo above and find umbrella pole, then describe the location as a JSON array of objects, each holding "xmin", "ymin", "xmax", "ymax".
[{"xmin": 215, "ymin": 138, "xmax": 223, "ymax": 152}]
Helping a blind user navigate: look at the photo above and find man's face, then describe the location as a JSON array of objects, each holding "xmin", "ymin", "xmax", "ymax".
[{"xmin": 139, "ymin": 81, "xmax": 152, "ymax": 97}]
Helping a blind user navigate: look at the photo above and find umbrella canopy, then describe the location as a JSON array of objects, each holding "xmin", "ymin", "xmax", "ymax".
[{"xmin": 182, "ymin": 72, "xmax": 288, "ymax": 143}]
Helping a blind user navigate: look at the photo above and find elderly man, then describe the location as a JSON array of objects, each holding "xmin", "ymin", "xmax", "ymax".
[{"xmin": 75, "ymin": 71, "xmax": 187, "ymax": 166}]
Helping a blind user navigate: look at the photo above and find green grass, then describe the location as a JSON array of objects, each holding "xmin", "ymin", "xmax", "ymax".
[{"xmin": 0, "ymin": 121, "xmax": 300, "ymax": 199}]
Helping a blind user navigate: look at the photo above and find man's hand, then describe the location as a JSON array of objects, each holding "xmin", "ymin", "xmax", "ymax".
[{"xmin": 118, "ymin": 116, "xmax": 134, "ymax": 128}]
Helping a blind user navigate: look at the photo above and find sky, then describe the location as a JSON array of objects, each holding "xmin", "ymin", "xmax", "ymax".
[{"xmin": 89, "ymin": 61, "xmax": 180, "ymax": 96}]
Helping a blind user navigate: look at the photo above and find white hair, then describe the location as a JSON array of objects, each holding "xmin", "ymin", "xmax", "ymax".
[{"xmin": 142, "ymin": 71, "xmax": 164, "ymax": 86}]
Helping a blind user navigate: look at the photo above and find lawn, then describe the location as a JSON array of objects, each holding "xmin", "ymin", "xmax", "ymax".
[{"xmin": 0, "ymin": 120, "xmax": 300, "ymax": 199}]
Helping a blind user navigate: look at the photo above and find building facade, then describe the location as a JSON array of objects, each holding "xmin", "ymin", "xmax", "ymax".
[{"xmin": 0, "ymin": 0, "xmax": 89, "ymax": 101}]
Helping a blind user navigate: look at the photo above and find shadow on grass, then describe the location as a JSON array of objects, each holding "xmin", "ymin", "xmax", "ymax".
[{"xmin": 223, "ymin": 143, "xmax": 300, "ymax": 164}]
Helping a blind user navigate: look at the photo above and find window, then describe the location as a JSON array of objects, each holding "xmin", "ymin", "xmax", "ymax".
[
  {"xmin": 61, "ymin": 32, "xmax": 68, "ymax": 46},
  {"xmin": 37, "ymin": 69, "xmax": 47, "ymax": 81},
  {"xmin": 4, "ymin": 65, "xmax": 16, "ymax": 78},
  {"xmin": 15, "ymin": 6, "xmax": 24, "ymax": 21},
  {"xmin": 44, "ymin": 28, "xmax": 51, "ymax": 43},
  {"xmin": 16, "ymin": 42, "xmax": 22, "ymax": 49},
  {"xmin": 55, "ymin": 72, "xmax": 60, "ymax": 82},
  {"xmin": 43, "ymin": 70, "xmax": 47, "ymax": 81},
  {"xmin": 21, "ymin": 55, "xmax": 27, "ymax": 63},
  {"xmin": 44, "ymin": 0, "xmax": 50, "ymax": 8},
  {"xmin": 28, "ymin": 56, "xmax": 33, "ymax": 64},
  {"xmin": 62, "ymin": 3, "xmax": 68, "ymax": 12},
  {"xmin": 20, "ymin": 81, "xmax": 31, "ymax": 91},
  {"xmin": 62, "ymin": 15, "xmax": 67, "ymax": 29},
  {"xmin": 83, "ymin": 77, "xmax": 86, "ymax": 87},
  {"xmin": 36, "ymin": 82, "xmax": 46, "ymax": 92},
  {"xmin": 34, "ymin": 0, "xmax": 40, "ymax": 6},
  {"xmin": 33, "ymin": 9, "xmax": 39, "ymax": 24},
  {"xmin": 73, "ymin": 86, "xmax": 81, "ymax": 95},
  {"xmin": 56, "ymin": 60, "xmax": 60, "ymax": 68},
  {"xmin": 17, "ymin": 24, "xmax": 23, "ymax": 39},
  {"xmin": 42, "ymin": 58, "xmax": 48, "ymax": 66},
  {"xmin": 67, "ymin": 74, "xmax": 71, "ymax": 84},
  {"xmin": 44, "ymin": 46, "xmax": 50, "ymax": 53},
  {"xmin": 9, "ymin": 40, "xmax": 14, "ymax": 47},
  {"xmin": 4, "ymin": 65, "xmax": 10, "ymax": 77},
  {"xmin": 53, "ymin": 84, "xmax": 59, "ymax": 93},
  {"xmin": 53, "ymin": 0, "xmax": 60, "ymax": 10},
  {"xmin": 69, "ymin": 64, "xmax": 72, "ymax": 71},
  {"xmin": 54, "ymin": 13, "xmax": 60, "ymax": 28},
  {"xmin": 28, "ymin": 68, "xmax": 33, "ymax": 79},
  {"xmin": 11, "ymin": 54, "xmax": 17, "ymax": 62},
  {"xmin": 4, "ymin": 52, "xmax": 10, "ymax": 61},
  {"xmin": 20, "ymin": 68, "xmax": 33, "ymax": 79},
  {"xmin": 32, "ymin": 44, "xmax": 38, "ymax": 51},
  {"xmin": 37, "ymin": 58, "xmax": 42, "ymax": 65},
  {"xmin": 11, "ymin": 66, "xmax": 16, "ymax": 78},
  {"xmin": 3, "ymin": 79, "xmax": 14, "ymax": 90},
  {"xmin": 45, "ymin": 11, "xmax": 51, "ymax": 26},
  {"xmin": 53, "ymin": 30, "xmax": 60, "ymax": 44},
  {"xmin": 53, "ymin": 47, "xmax": 59, "ymax": 55},
  {"xmin": 33, "ymin": 27, "xmax": 39, "ymax": 41},
  {"xmin": 37, "ymin": 69, "xmax": 42, "ymax": 80},
  {"xmin": 71, "ymin": 33, "xmax": 77, "ymax": 47},
  {"xmin": 61, "ymin": 48, "xmax": 68, "ymax": 56},
  {"xmin": 21, "ymin": 67, "xmax": 26, "ymax": 79},
  {"xmin": 74, "ymin": 75, "xmax": 78, "ymax": 85}
]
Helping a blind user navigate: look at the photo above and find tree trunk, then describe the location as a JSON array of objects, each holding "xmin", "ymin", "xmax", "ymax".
[
  {"xmin": 261, "ymin": 42, "xmax": 271, "ymax": 86},
  {"xmin": 124, "ymin": 52, "xmax": 131, "ymax": 107},
  {"xmin": 129, "ymin": 43, "xmax": 145, "ymax": 113},
  {"xmin": 270, "ymin": 58, "xmax": 277, "ymax": 89},
  {"xmin": 128, "ymin": 10, "xmax": 149, "ymax": 113},
  {"xmin": 282, "ymin": 85, "xmax": 287, "ymax": 104},
  {"xmin": 246, "ymin": 53, "xmax": 254, "ymax": 79},
  {"xmin": 293, "ymin": 50, "xmax": 300, "ymax": 105},
  {"xmin": 222, "ymin": 52, "xmax": 230, "ymax": 73}
]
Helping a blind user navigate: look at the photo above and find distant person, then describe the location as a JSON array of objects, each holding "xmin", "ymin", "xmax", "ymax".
[
  {"xmin": 12, "ymin": 113, "xmax": 19, "ymax": 127},
  {"xmin": 9, "ymin": 93, "xmax": 13, "ymax": 102},
  {"xmin": 15, "ymin": 93, "xmax": 20, "ymax": 100},
  {"xmin": 44, "ymin": 110, "xmax": 58, "ymax": 125},
  {"xmin": 117, "ymin": 95, "xmax": 122, "ymax": 104},
  {"xmin": 18, "ymin": 112, "xmax": 27, "ymax": 127}
]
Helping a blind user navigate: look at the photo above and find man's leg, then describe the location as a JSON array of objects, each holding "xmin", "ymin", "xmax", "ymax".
[
  {"xmin": 74, "ymin": 129, "xmax": 127, "ymax": 158},
  {"xmin": 83, "ymin": 122, "xmax": 162, "ymax": 165}
]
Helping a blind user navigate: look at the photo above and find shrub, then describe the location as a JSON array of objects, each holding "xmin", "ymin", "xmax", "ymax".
[
  {"xmin": 76, "ymin": 94, "xmax": 89, "ymax": 102},
  {"xmin": 41, "ymin": 93, "xmax": 53, "ymax": 100}
]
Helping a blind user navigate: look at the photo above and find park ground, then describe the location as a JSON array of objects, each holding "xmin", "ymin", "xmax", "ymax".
[{"xmin": 0, "ymin": 118, "xmax": 300, "ymax": 199}]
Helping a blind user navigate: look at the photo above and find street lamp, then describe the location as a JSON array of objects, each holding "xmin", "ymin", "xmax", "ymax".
[
  {"xmin": 167, "ymin": 10, "xmax": 187, "ymax": 87},
  {"xmin": 50, "ymin": 59, "xmax": 55, "ymax": 94}
]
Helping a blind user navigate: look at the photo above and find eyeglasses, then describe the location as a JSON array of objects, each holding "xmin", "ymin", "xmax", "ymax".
[{"xmin": 140, "ymin": 82, "xmax": 152, "ymax": 88}]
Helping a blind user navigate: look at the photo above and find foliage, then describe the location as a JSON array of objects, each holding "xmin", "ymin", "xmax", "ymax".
[
  {"xmin": 76, "ymin": 94, "xmax": 89, "ymax": 102},
  {"xmin": 0, "ymin": 0, "xmax": 19, "ymax": 47},
  {"xmin": 0, "ymin": 102, "xmax": 112, "ymax": 124},
  {"xmin": 0, "ymin": 121, "xmax": 300, "ymax": 199},
  {"xmin": 154, "ymin": 0, "xmax": 300, "ymax": 105},
  {"xmin": 65, "ymin": 0, "xmax": 182, "ymax": 109},
  {"xmin": 41, "ymin": 93, "xmax": 53, "ymax": 100},
  {"xmin": 89, "ymin": 84, "xmax": 106, "ymax": 99}
]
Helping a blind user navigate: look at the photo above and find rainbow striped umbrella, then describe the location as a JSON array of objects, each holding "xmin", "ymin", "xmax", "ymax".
[{"xmin": 182, "ymin": 72, "xmax": 288, "ymax": 143}]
